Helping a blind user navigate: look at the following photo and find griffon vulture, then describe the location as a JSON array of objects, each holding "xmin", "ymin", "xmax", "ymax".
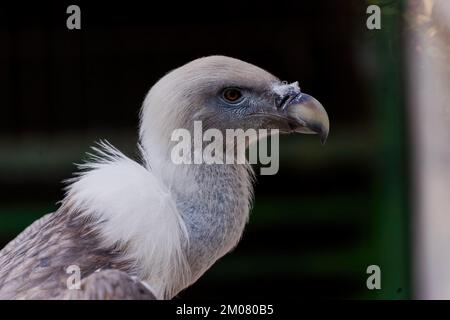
[{"xmin": 0, "ymin": 56, "xmax": 329, "ymax": 299}]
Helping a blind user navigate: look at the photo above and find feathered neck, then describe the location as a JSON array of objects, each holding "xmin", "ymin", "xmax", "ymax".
[{"xmin": 62, "ymin": 141, "xmax": 253, "ymax": 299}]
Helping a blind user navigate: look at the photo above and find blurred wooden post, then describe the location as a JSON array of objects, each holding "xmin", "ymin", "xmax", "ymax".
[{"xmin": 408, "ymin": 0, "xmax": 450, "ymax": 299}]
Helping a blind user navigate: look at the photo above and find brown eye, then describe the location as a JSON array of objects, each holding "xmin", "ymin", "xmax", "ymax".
[{"xmin": 222, "ymin": 88, "xmax": 243, "ymax": 103}]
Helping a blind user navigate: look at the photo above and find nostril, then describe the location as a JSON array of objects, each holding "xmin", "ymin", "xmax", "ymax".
[{"xmin": 278, "ymin": 95, "xmax": 292, "ymax": 110}]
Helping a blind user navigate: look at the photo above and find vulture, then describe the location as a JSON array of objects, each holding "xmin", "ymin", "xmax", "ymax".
[{"xmin": 0, "ymin": 56, "xmax": 329, "ymax": 299}]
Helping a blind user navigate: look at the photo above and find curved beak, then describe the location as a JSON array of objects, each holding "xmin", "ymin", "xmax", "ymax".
[{"xmin": 284, "ymin": 93, "xmax": 329, "ymax": 144}]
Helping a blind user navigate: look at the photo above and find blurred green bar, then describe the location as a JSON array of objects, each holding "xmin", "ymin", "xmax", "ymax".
[{"xmin": 372, "ymin": 0, "xmax": 410, "ymax": 299}]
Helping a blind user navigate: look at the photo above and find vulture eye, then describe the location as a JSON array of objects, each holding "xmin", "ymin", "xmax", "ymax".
[{"xmin": 222, "ymin": 88, "xmax": 243, "ymax": 104}]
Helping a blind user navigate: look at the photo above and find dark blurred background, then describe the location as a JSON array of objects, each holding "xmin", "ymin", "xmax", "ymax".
[{"xmin": 0, "ymin": 0, "xmax": 410, "ymax": 299}]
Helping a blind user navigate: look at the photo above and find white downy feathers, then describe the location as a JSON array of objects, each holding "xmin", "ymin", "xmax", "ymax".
[{"xmin": 62, "ymin": 141, "xmax": 191, "ymax": 299}]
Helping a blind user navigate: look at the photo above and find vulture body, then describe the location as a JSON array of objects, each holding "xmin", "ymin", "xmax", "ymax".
[{"xmin": 0, "ymin": 56, "xmax": 329, "ymax": 299}]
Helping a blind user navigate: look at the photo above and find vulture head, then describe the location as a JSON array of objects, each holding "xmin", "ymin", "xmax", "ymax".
[
  {"xmin": 132, "ymin": 55, "xmax": 330, "ymax": 297},
  {"xmin": 140, "ymin": 55, "xmax": 329, "ymax": 164}
]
